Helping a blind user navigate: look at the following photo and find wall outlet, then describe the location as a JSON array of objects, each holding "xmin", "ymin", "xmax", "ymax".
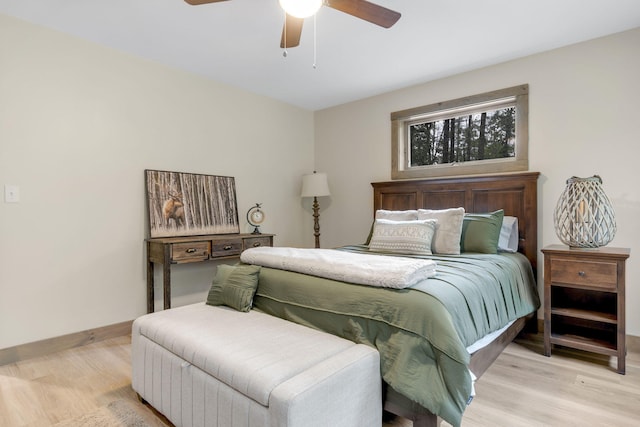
[{"xmin": 4, "ymin": 185, "xmax": 20, "ymax": 203}]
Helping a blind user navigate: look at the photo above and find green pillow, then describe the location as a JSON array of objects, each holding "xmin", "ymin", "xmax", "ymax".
[
  {"xmin": 460, "ymin": 210, "xmax": 504, "ymax": 254},
  {"xmin": 206, "ymin": 264, "xmax": 261, "ymax": 312}
]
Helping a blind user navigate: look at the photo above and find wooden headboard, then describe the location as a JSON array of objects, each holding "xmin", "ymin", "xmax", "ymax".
[{"xmin": 372, "ymin": 171, "xmax": 540, "ymax": 271}]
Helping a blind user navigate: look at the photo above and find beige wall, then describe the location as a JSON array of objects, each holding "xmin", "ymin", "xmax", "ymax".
[
  {"xmin": 0, "ymin": 14, "xmax": 314, "ymax": 349},
  {"xmin": 2, "ymin": 12, "xmax": 638, "ymax": 350},
  {"xmin": 314, "ymin": 28, "xmax": 640, "ymax": 336}
]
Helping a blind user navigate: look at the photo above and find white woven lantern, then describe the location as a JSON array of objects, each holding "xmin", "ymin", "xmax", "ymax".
[{"xmin": 553, "ymin": 175, "xmax": 616, "ymax": 248}]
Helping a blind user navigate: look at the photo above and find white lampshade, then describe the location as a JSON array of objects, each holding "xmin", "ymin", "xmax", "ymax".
[
  {"xmin": 279, "ymin": 0, "xmax": 322, "ymax": 18},
  {"xmin": 301, "ymin": 172, "xmax": 330, "ymax": 198}
]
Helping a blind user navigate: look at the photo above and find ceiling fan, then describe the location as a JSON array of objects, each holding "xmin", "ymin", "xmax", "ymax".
[{"xmin": 184, "ymin": 0, "xmax": 401, "ymax": 49}]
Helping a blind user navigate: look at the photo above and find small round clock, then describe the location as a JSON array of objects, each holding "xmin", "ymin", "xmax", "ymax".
[{"xmin": 246, "ymin": 203, "xmax": 265, "ymax": 234}]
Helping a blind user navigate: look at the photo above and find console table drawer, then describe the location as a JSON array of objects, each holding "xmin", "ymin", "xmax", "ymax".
[
  {"xmin": 171, "ymin": 242, "xmax": 210, "ymax": 262},
  {"xmin": 550, "ymin": 258, "xmax": 617, "ymax": 289},
  {"xmin": 244, "ymin": 236, "xmax": 272, "ymax": 250},
  {"xmin": 211, "ymin": 240, "xmax": 243, "ymax": 257}
]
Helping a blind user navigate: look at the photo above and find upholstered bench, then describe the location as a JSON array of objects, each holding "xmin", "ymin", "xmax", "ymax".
[{"xmin": 132, "ymin": 303, "xmax": 382, "ymax": 427}]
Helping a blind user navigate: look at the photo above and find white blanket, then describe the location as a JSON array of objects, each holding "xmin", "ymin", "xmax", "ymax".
[{"xmin": 240, "ymin": 247, "xmax": 436, "ymax": 289}]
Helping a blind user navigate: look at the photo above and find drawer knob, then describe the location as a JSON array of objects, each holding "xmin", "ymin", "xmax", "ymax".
[
  {"xmin": 253, "ymin": 242, "xmax": 262, "ymax": 247},
  {"xmin": 186, "ymin": 248, "xmax": 197, "ymax": 254},
  {"xmin": 578, "ymin": 271, "xmax": 586, "ymax": 277},
  {"xmin": 223, "ymin": 245, "xmax": 232, "ymax": 250}
]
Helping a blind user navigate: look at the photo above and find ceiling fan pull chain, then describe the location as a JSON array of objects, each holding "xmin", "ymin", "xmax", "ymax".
[
  {"xmin": 283, "ymin": 9, "xmax": 288, "ymax": 58},
  {"xmin": 312, "ymin": 13, "xmax": 317, "ymax": 68}
]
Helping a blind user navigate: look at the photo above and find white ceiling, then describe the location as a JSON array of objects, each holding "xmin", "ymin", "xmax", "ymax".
[{"xmin": 1, "ymin": 0, "xmax": 639, "ymax": 110}]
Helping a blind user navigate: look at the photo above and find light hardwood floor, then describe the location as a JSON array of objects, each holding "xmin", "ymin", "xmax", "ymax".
[{"xmin": 0, "ymin": 333, "xmax": 638, "ymax": 426}]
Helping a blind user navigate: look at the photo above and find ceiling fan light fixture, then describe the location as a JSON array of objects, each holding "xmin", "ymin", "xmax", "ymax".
[{"xmin": 279, "ymin": 0, "xmax": 323, "ymax": 18}]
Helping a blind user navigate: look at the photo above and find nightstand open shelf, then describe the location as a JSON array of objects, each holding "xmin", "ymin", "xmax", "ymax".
[
  {"xmin": 549, "ymin": 333, "xmax": 617, "ymax": 355},
  {"xmin": 542, "ymin": 244, "xmax": 630, "ymax": 374},
  {"xmin": 550, "ymin": 285, "xmax": 617, "ymax": 324},
  {"xmin": 550, "ymin": 307, "xmax": 617, "ymax": 324}
]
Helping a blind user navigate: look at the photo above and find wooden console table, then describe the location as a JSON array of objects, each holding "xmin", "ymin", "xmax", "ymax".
[{"xmin": 146, "ymin": 233, "xmax": 274, "ymax": 312}]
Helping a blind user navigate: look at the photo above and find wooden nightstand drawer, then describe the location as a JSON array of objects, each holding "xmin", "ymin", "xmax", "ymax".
[
  {"xmin": 243, "ymin": 236, "xmax": 272, "ymax": 250},
  {"xmin": 550, "ymin": 258, "xmax": 617, "ymax": 290},
  {"xmin": 211, "ymin": 239, "xmax": 243, "ymax": 257},
  {"xmin": 171, "ymin": 241, "xmax": 210, "ymax": 262}
]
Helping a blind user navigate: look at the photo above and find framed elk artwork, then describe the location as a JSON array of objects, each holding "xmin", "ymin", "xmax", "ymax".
[{"xmin": 145, "ymin": 170, "xmax": 240, "ymax": 238}]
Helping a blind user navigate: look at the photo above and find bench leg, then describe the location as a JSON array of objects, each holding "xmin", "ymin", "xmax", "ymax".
[
  {"xmin": 412, "ymin": 414, "xmax": 440, "ymax": 427},
  {"xmin": 135, "ymin": 393, "xmax": 147, "ymax": 405}
]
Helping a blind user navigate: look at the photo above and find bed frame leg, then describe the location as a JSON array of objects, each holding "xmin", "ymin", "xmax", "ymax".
[
  {"xmin": 384, "ymin": 386, "xmax": 441, "ymax": 427},
  {"xmin": 524, "ymin": 314, "xmax": 539, "ymax": 334}
]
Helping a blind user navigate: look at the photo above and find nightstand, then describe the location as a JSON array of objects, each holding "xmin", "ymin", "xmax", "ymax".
[{"xmin": 542, "ymin": 244, "xmax": 630, "ymax": 374}]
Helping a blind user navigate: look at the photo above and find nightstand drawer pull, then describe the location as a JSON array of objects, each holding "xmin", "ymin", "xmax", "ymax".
[
  {"xmin": 578, "ymin": 271, "xmax": 585, "ymax": 277},
  {"xmin": 223, "ymin": 245, "xmax": 233, "ymax": 250},
  {"xmin": 186, "ymin": 248, "xmax": 197, "ymax": 254},
  {"xmin": 253, "ymin": 242, "xmax": 262, "ymax": 247}
]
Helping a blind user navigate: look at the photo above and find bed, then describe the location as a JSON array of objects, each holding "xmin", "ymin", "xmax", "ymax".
[{"xmin": 243, "ymin": 171, "xmax": 541, "ymax": 427}]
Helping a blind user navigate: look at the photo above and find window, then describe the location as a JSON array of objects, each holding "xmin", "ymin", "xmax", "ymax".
[{"xmin": 391, "ymin": 85, "xmax": 528, "ymax": 179}]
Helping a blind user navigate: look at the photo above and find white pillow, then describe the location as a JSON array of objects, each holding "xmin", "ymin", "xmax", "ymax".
[
  {"xmin": 417, "ymin": 208, "xmax": 465, "ymax": 255},
  {"xmin": 498, "ymin": 216, "xmax": 519, "ymax": 253},
  {"xmin": 369, "ymin": 219, "xmax": 437, "ymax": 255},
  {"xmin": 375, "ymin": 209, "xmax": 418, "ymax": 221}
]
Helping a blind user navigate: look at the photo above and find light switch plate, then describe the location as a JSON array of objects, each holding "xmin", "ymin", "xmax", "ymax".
[{"xmin": 5, "ymin": 185, "xmax": 20, "ymax": 203}]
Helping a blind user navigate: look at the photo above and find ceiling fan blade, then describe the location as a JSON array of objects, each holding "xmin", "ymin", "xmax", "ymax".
[
  {"xmin": 327, "ymin": 0, "xmax": 401, "ymax": 28},
  {"xmin": 184, "ymin": 0, "xmax": 229, "ymax": 5},
  {"xmin": 280, "ymin": 15, "xmax": 304, "ymax": 48}
]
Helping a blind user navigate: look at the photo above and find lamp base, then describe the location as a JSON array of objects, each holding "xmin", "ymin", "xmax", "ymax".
[{"xmin": 312, "ymin": 196, "xmax": 321, "ymax": 248}]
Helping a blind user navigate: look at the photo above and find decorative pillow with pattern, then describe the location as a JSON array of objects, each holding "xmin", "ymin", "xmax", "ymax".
[
  {"xmin": 369, "ymin": 219, "xmax": 437, "ymax": 255},
  {"xmin": 365, "ymin": 209, "xmax": 420, "ymax": 244}
]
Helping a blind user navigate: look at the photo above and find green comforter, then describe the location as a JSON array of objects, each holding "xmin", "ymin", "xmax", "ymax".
[{"xmin": 252, "ymin": 246, "xmax": 539, "ymax": 427}]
